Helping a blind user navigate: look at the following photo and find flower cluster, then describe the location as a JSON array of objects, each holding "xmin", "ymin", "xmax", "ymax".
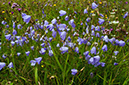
[{"xmin": 1, "ymin": 2, "xmax": 128, "ymax": 80}]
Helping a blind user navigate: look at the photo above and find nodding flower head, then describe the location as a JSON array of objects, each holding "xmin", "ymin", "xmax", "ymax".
[
  {"xmin": 25, "ymin": 51, "xmax": 30, "ymax": 56},
  {"xmin": 91, "ymin": 25, "xmax": 95, "ymax": 30},
  {"xmin": 84, "ymin": 9, "xmax": 88, "ymax": 14},
  {"xmin": 17, "ymin": 52, "xmax": 21, "ymax": 56},
  {"xmin": 0, "ymin": 62, "xmax": 6, "ymax": 70},
  {"xmin": 114, "ymin": 62, "xmax": 118, "ymax": 65},
  {"xmin": 11, "ymin": 41, "xmax": 15, "ymax": 46},
  {"xmin": 49, "ymin": 50, "xmax": 53, "ymax": 57},
  {"xmin": 8, "ymin": 62, "xmax": 14, "ymax": 68},
  {"xmin": 102, "ymin": 45, "xmax": 108, "ymax": 52},
  {"xmin": 59, "ymin": 10, "xmax": 66, "ymax": 16},
  {"xmin": 100, "ymin": 62, "xmax": 105, "ymax": 67},
  {"xmin": 52, "ymin": 30, "xmax": 57, "ymax": 38},
  {"xmin": 65, "ymin": 16, "xmax": 69, "ymax": 21},
  {"xmin": 115, "ymin": 39, "xmax": 119, "ymax": 46},
  {"xmin": 96, "ymin": 33, "xmax": 100, "ymax": 37},
  {"xmin": 39, "ymin": 48, "xmax": 46, "ymax": 55},
  {"xmin": 85, "ymin": 55, "xmax": 91, "ymax": 60},
  {"xmin": 69, "ymin": 19, "xmax": 75, "ymax": 28},
  {"xmin": 31, "ymin": 46, "xmax": 34, "ymax": 50},
  {"xmin": 93, "ymin": 56, "xmax": 100, "ymax": 65},
  {"xmin": 13, "ymin": 22, "xmax": 15, "ymax": 28},
  {"xmin": 95, "ymin": 26, "xmax": 100, "ymax": 31},
  {"xmin": 119, "ymin": 40, "xmax": 125, "ymax": 47},
  {"xmin": 35, "ymin": 57, "xmax": 42, "ymax": 65},
  {"xmin": 12, "ymin": 29, "xmax": 17, "ymax": 35},
  {"xmin": 83, "ymin": 51, "xmax": 89, "ymax": 56},
  {"xmin": 56, "ymin": 43, "xmax": 60, "ymax": 47},
  {"xmin": 123, "ymin": 12, "xmax": 128, "ymax": 18},
  {"xmin": 71, "ymin": 69, "xmax": 78, "ymax": 75},
  {"xmin": 2, "ymin": 21, "xmax": 7, "ymax": 25},
  {"xmin": 75, "ymin": 47, "xmax": 79, "ymax": 53},
  {"xmin": 86, "ymin": 17, "xmax": 91, "ymax": 22},
  {"xmin": 5, "ymin": 34, "xmax": 11, "ymax": 41},
  {"xmin": 90, "ymin": 46, "xmax": 96, "ymax": 55},
  {"xmin": 92, "ymin": 2, "xmax": 98, "ymax": 9},
  {"xmin": 60, "ymin": 31, "xmax": 67, "ymax": 41},
  {"xmin": 98, "ymin": 18, "xmax": 104, "ymax": 25},
  {"xmin": 51, "ymin": 18, "xmax": 57, "ymax": 24},
  {"xmin": 88, "ymin": 56, "xmax": 100, "ymax": 67},
  {"xmin": 58, "ymin": 24, "xmax": 66, "ymax": 31},
  {"xmin": 99, "ymin": 14, "xmax": 104, "ymax": 17},
  {"xmin": 103, "ymin": 35, "xmax": 109, "ymax": 43},
  {"xmin": 109, "ymin": 37, "xmax": 115, "ymax": 44},
  {"xmin": 21, "ymin": 13, "xmax": 31, "ymax": 24},
  {"xmin": 114, "ymin": 51, "xmax": 119, "ymax": 56},
  {"xmin": 2, "ymin": 54, "xmax": 7, "ymax": 59},
  {"xmin": 17, "ymin": 24, "xmax": 22, "ymax": 29},
  {"xmin": 30, "ymin": 60, "xmax": 36, "ymax": 66},
  {"xmin": 60, "ymin": 46, "xmax": 68, "ymax": 54}
]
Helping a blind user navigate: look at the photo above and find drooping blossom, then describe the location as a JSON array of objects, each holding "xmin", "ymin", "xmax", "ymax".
[
  {"xmin": 71, "ymin": 69, "xmax": 78, "ymax": 75},
  {"xmin": 60, "ymin": 31, "xmax": 67, "ymax": 41},
  {"xmin": 123, "ymin": 12, "xmax": 128, "ymax": 18},
  {"xmin": 25, "ymin": 51, "xmax": 30, "ymax": 56},
  {"xmin": 59, "ymin": 10, "xmax": 66, "ymax": 16},
  {"xmin": 35, "ymin": 57, "xmax": 42, "ymax": 64},
  {"xmin": 75, "ymin": 47, "xmax": 79, "ymax": 53},
  {"xmin": 5, "ymin": 34, "xmax": 11, "ymax": 41},
  {"xmin": 114, "ymin": 63, "xmax": 118, "ymax": 65},
  {"xmin": 69, "ymin": 19, "xmax": 75, "ymax": 28},
  {"xmin": 30, "ymin": 60, "xmax": 36, "ymax": 66},
  {"xmin": 8, "ymin": 62, "xmax": 14, "ymax": 68},
  {"xmin": 0, "ymin": 62, "xmax": 6, "ymax": 70},
  {"xmin": 98, "ymin": 18, "xmax": 104, "ymax": 25},
  {"xmin": 58, "ymin": 24, "xmax": 66, "ymax": 31},
  {"xmin": 60, "ymin": 46, "xmax": 68, "ymax": 54},
  {"xmin": 39, "ymin": 48, "xmax": 46, "ymax": 55},
  {"xmin": 21, "ymin": 13, "xmax": 31, "ymax": 24},
  {"xmin": 119, "ymin": 40, "xmax": 125, "ymax": 47},
  {"xmin": 102, "ymin": 45, "xmax": 108, "ymax": 52},
  {"xmin": 51, "ymin": 18, "xmax": 57, "ymax": 24},
  {"xmin": 90, "ymin": 46, "xmax": 96, "ymax": 55},
  {"xmin": 49, "ymin": 50, "xmax": 53, "ymax": 56},
  {"xmin": 103, "ymin": 35, "xmax": 109, "ymax": 43},
  {"xmin": 17, "ymin": 52, "xmax": 21, "ymax": 56},
  {"xmin": 114, "ymin": 51, "xmax": 119, "ymax": 56},
  {"xmin": 65, "ymin": 16, "xmax": 69, "ymax": 21},
  {"xmin": 84, "ymin": 9, "xmax": 88, "ymax": 14},
  {"xmin": 92, "ymin": 2, "xmax": 98, "ymax": 9}
]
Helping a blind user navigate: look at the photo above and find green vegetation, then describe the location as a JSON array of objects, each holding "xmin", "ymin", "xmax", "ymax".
[{"xmin": 0, "ymin": 0, "xmax": 129, "ymax": 85}]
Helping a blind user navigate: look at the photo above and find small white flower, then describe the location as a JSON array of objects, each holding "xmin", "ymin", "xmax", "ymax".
[
  {"xmin": 57, "ymin": 16, "xmax": 59, "ymax": 19},
  {"xmin": 112, "ymin": 21, "xmax": 119, "ymax": 24},
  {"xmin": 92, "ymin": 13, "xmax": 96, "ymax": 16},
  {"xmin": 110, "ymin": 12, "xmax": 115, "ymax": 14},
  {"xmin": 122, "ymin": 9, "xmax": 125, "ymax": 11}
]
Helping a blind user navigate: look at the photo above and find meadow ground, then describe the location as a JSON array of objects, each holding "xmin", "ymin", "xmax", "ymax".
[{"xmin": 0, "ymin": 0, "xmax": 129, "ymax": 85}]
